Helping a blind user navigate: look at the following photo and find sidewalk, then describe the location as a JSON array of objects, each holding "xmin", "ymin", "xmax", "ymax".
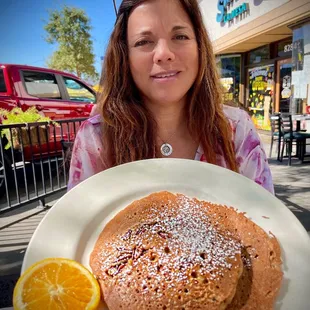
[
  {"xmin": 0, "ymin": 134, "xmax": 309, "ymax": 308},
  {"xmin": 259, "ymin": 131, "xmax": 310, "ymax": 234},
  {"xmin": 0, "ymin": 192, "xmax": 64, "ymax": 308}
]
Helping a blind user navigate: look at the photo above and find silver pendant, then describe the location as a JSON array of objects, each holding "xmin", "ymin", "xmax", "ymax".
[{"xmin": 160, "ymin": 143, "xmax": 173, "ymax": 156}]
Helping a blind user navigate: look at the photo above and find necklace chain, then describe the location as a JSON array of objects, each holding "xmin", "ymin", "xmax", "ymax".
[{"xmin": 157, "ymin": 130, "xmax": 176, "ymax": 145}]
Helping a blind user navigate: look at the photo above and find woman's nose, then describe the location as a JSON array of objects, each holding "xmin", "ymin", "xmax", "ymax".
[{"xmin": 153, "ymin": 39, "xmax": 176, "ymax": 64}]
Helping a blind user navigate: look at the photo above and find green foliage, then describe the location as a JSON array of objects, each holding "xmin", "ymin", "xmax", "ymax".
[
  {"xmin": 44, "ymin": 6, "xmax": 99, "ymax": 81},
  {"xmin": 0, "ymin": 107, "xmax": 56, "ymax": 150},
  {"xmin": 0, "ymin": 107, "xmax": 52, "ymax": 124}
]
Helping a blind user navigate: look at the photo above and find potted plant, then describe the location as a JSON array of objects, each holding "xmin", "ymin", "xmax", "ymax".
[{"xmin": 0, "ymin": 107, "xmax": 56, "ymax": 150}]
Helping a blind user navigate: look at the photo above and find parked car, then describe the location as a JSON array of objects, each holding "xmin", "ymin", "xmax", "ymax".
[
  {"xmin": 0, "ymin": 64, "xmax": 97, "ymax": 197},
  {"xmin": 0, "ymin": 64, "xmax": 96, "ymax": 119}
]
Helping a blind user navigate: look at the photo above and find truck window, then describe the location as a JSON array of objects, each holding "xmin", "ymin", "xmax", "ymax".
[
  {"xmin": 0, "ymin": 69, "xmax": 7, "ymax": 93},
  {"xmin": 62, "ymin": 77, "xmax": 96, "ymax": 103},
  {"xmin": 22, "ymin": 70, "xmax": 61, "ymax": 99}
]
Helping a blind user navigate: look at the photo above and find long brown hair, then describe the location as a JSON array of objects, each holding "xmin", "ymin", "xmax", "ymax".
[{"xmin": 97, "ymin": 0, "xmax": 238, "ymax": 172}]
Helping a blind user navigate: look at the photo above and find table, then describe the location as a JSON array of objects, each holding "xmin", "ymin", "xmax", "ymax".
[
  {"xmin": 292, "ymin": 114, "xmax": 310, "ymax": 158},
  {"xmin": 292, "ymin": 114, "xmax": 310, "ymax": 132}
]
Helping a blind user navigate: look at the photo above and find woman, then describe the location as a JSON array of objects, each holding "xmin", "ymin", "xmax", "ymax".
[{"xmin": 68, "ymin": 0, "xmax": 274, "ymax": 194}]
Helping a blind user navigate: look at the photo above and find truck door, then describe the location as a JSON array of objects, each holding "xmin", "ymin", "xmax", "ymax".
[{"xmin": 19, "ymin": 70, "xmax": 72, "ymax": 120}]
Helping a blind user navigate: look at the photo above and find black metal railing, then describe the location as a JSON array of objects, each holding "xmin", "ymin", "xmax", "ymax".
[{"xmin": 0, "ymin": 118, "xmax": 87, "ymax": 213}]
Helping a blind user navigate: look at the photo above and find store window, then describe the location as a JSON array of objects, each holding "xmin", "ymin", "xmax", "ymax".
[
  {"xmin": 216, "ymin": 55, "xmax": 241, "ymax": 106},
  {"xmin": 248, "ymin": 45, "xmax": 270, "ymax": 64},
  {"xmin": 291, "ymin": 22, "xmax": 310, "ymax": 114},
  {"xmin": 248, "ymin": 65, "xmax": 274, "ymax": 130}
]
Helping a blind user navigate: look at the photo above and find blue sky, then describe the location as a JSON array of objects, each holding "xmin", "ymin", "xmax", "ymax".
[{"xmin": 0, "ymin": 0, "xmax": 122, "ymax": 75}]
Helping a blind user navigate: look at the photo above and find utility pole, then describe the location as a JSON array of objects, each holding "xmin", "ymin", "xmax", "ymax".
[{"xmin": 113, "ymin": 0, "xmax": 117, "ymax": 16}]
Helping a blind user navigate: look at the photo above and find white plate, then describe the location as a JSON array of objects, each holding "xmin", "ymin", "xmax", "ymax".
[{"xmin": 22, "ymin": 159, "xmax": 310, "ymax": 309}]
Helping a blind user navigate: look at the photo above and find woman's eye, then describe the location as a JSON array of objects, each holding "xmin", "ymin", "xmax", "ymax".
[
  {"xmin": 175, "ymin": 35, "xmax": 189, "ymax": 40},
  {"xmin": 134, "ymin": 40, "xmax": 151, "ymax": 47}
]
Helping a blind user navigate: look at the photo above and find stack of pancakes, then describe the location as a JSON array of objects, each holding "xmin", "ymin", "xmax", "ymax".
[{"xmin": 90, "ymin": 192, "xmax": 283, "ymax": 309}]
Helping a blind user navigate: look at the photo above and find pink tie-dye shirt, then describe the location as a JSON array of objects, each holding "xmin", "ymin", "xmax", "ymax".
[{"xmin": 68, "ymin": 106, "xmax": 274, "ymax": 194}]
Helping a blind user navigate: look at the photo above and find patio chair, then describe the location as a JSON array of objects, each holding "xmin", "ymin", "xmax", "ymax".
[
  {"xmin": 60, "ymin": 140, "xmax": 74, "ymax": 175},
  {"xmin": 269, "ymin": 113, "xmax": 282, "ymax": 161},
  {"xmin": 280, "ymin": 114, "xmax": 310, "ymax": 165}
]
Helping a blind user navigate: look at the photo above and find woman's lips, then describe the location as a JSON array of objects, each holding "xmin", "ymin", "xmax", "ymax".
[{"xmin": 151, "ymin": 71, "xmax": 181, "ymax": 82}]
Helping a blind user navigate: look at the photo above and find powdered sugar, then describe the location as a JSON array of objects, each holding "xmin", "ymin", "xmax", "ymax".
[{"xmin": 98, "ymin": 194, "xmax": 242, "ymax": 289}]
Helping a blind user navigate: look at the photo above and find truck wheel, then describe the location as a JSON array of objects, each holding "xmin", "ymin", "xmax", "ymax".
[{"xmin": 0, "ymin": 153, "xmax": 12, "ymax": 198}]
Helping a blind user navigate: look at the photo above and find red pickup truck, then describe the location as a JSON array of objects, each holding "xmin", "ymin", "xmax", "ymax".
[
  {"xmin": 0, "ymin": 64, "xmax": 97, "ymax": 197},
  {"xmin": 0, "ymin": 64, "xmax": 96, "ymax": 118}
]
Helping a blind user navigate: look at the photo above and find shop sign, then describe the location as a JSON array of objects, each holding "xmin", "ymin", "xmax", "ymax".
[
  {"xmin": 283, "ymin": 44, "xmax": 293, "ymax": 53},
  {"xmin": 252, "ymin": 76, "xmax": 267, "ymax": 91},
  {"xmin": 292, "ymin": 39, "xmax": 304, "ymax": 72},
  {"xmin": 216, "ymin": 0, "xmax": 249, "ymax": 24},
  {"xmin": 220, "ymin": 77, "xmax": 234, "ymax": 90},
  {"xmin": 250, "ymin": 69, "xmax": 268, "ymax": 80},
  {"xmin": 281, "ymin": 75, "xmax": 291, "ymax": 99},
  {"xmin": 220, "ymin": 77, "xmax": 234, "ymax": 102}
]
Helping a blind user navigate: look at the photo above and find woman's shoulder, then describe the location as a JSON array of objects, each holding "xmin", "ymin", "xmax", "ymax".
[
  {"xmin": 223, "ymin": 104, "xmax": 250, "ymax": 124},
  {"xmin": 78, "ymin": 114, "xmax": 102, "ymax": 133},
  {"xmin": 74, "ymin": 114, "xmax": 103, "ymax": 147},
  {"xmin": 222, "ymin": 105, "xmax": 255, "ymax": 143},
  {"xmin": 87, "ymin": 113, "xmax": 102, "ymax": 125}
]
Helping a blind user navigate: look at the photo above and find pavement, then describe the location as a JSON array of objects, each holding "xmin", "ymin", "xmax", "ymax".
[
  {"xmin": 258, "ymin": 131, "xmax": 310, "ymax": 235},
  {"xmin": 0, "ymin": 132, "xmax": 309, "ymax": 308},
  {"xmin": 0, "ymin": 192, "xmax": 64, "ymax": 308}
]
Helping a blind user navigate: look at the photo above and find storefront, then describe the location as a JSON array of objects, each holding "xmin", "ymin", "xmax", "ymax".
[{"xmin": 199, "ymin": 0, "xmax": 310, "ymax": 131}]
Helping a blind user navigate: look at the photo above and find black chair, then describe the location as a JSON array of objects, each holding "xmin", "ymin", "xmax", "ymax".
[
  {"xmin": 269, "ymin": 113, "xmax": 282, "ymax": 161},
  {"xmin": 60, "ymin": 139, "xmax": 74, "ymax": 175},
  {"xmin": 280, "ymin": 114, "xmax": 310, "ymax": 165}
]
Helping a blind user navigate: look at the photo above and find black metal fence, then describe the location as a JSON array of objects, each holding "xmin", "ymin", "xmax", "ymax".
[{"xmin": 0, "ymin": 118, "xmax": 87, "ymax": 214}]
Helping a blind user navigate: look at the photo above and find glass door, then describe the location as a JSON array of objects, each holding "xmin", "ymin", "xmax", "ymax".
[
  {"xmin": 247, "ymin": 65, "xmax": 275, "ymax": 130},
  {"xmin": 276, "ymin": 58, "xmax": 292, "ymax": 113}
]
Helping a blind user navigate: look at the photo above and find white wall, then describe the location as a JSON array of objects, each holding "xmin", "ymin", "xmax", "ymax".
[{"xmin": 199, "ymin": 0, "xmax": 291, "ymax": 42}]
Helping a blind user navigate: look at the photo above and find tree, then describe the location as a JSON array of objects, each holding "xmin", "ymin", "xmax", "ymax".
[{"xmin": 45, "ymin": 6, "xmax": 99, "ymax": 81}]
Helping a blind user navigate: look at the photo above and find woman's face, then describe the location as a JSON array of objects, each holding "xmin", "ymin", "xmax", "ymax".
[{"xmin": 127, "ymin": 0, "xmax": 199, "ymax": 106}]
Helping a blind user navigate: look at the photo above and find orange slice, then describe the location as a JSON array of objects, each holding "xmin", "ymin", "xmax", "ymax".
[{"xmin": 13, "ymin": 258, "xmax": 100, "ymax": 310}]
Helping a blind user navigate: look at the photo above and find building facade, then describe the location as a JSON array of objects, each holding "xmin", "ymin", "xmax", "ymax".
[{"xmin": 199, "ymin": 0, "xmax": 310, "ymax": 130}]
